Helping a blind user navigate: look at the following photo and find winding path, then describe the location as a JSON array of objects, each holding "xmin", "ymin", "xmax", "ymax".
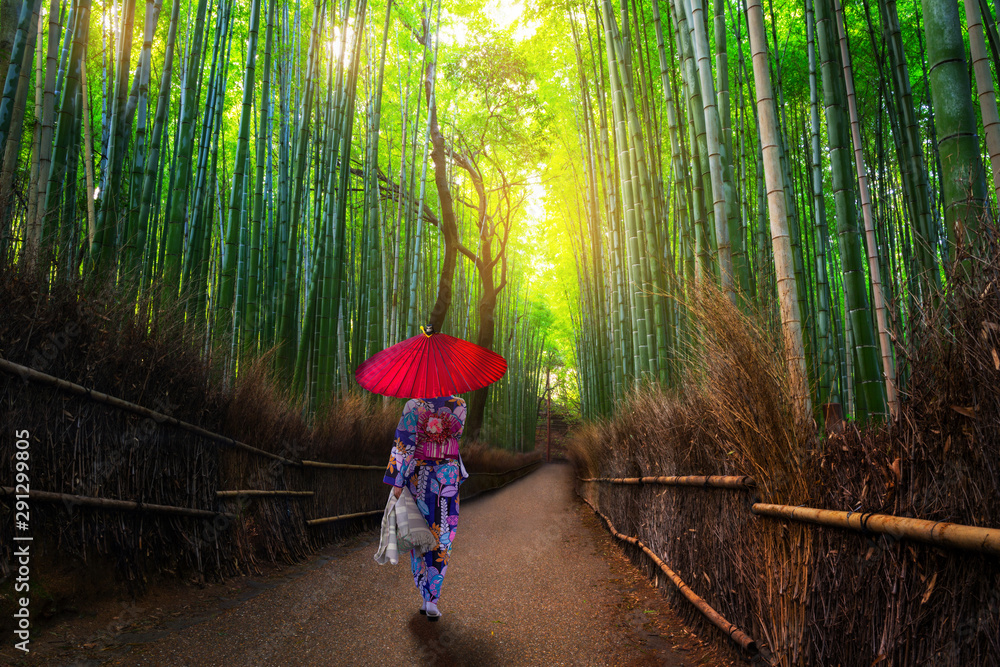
[{"xmin": 8, "ymin": 462, "xmax": 730, "ymax": 666}]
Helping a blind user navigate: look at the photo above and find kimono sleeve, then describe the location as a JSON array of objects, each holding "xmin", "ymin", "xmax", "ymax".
[
  {"xmin": 452, "ymin": 397, "xmax": 467, "ymax": 436},
  {"xmin": 383, "ymin": 399, "xmax": 419, "ymax": 486},
  {"xmin": 452, "ymin": 397, "xmax": 470, "ymax": 486}
]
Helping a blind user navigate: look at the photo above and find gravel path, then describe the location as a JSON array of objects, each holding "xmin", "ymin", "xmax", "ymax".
[{"xmin": 14, "ymin": 462, "xmax": 731, "ymax": 666}]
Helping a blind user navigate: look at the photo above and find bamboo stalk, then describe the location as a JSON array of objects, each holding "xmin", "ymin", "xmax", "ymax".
[
  {"xmin": 752, "ymin": 503, "xmax": 1000, "ymax": 555},
  {"xmin": 81, "ymin": 42, "xmax": 96, "ymax": 246},
  {"xmin": 832, "ymin": 0, "xmax": 898, "ymax": 420},
  {"xmin": 0, "ymin": 357, "xmax": 300, "ymax": 466},
  {"xmin": 2, "ymin": 486, "xmax": 237, "ymax": 519},
  {"xmin": 746, "ymin": 0, "xmax": 812, "ymax": 422},
  {"xmin": 965, "ymin": 0, "xmax": 1000, "ymax": 211},
  {"xmin": 578, "ymin": 492, "xmax": 762, "ymax": 657}
]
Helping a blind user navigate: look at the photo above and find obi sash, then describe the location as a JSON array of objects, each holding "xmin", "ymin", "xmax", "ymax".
[{"xmin": 415, "ymin": 437, "xmax": 460, "ymax": 460}]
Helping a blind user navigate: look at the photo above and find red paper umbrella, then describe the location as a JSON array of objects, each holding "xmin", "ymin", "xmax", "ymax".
[{"xmin": 354, "ymin": 326, "xmax": 508, "ymax": 398}]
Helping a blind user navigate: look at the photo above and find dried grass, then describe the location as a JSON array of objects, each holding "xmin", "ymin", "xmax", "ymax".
[
  {"xmin": 568, "ymin": 235, "xmax": 1000, "ymax": 666},
  {"xmin": 0, "ymin": 264, "xmax": 540, "ymax": 625}
]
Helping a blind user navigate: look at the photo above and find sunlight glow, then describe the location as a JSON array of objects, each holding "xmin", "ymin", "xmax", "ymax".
[
  {"xmin": 327, "ymin": 25, "xmax": 356, "ymax": 60},
  {"xmin": 440, "ymin": 0, "xmax": 537, "ymax": 46},
  {"xmin": 524, "ymin": 174, "xmax": 545, "ymax": 229},
  {"xmin": 484, "ymin": 0, "xmax": 536, "ymax": 40},
  {"xmin": 100, "ymin": 10, "xmax": 116, "ymax": 33}
]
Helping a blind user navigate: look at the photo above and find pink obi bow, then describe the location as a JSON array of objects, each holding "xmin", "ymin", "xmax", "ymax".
[{"xmin": 415, "ymin": 410, "xmax": 462, "ymax": 459}]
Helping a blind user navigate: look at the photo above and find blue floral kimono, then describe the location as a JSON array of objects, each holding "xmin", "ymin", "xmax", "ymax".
[{"xmin": 383, "ymin": 396, "xmax": 469, "ymax": 604}]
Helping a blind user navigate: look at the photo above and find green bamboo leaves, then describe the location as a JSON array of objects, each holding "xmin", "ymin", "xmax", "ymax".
[
  {"xmin": 7, "ymin": 0, "xmax": 1000, "ymax": 437},
  {"xmin": 564, "ymin": 0, "xmax": 996, "ymax": 427}
]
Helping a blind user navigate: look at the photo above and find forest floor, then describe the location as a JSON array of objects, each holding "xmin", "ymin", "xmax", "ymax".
[{"xmin": 1, "ymin": 463, "xmax": 738, "ymax": 666}]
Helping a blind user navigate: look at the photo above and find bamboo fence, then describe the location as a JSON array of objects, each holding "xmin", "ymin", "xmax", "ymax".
[
  {"xmin": 580, "ymin": 475, "xmax": 1000, "ymax": 556},
  {"xmin": 578, "ymin": 466, "xmax": 1000, "ymax": 665},
  {"xmin": 0, "ymin": 356, "xmax": 544, "ymax": 599}
]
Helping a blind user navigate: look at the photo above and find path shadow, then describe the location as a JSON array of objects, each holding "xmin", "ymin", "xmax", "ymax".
[{"xmin": 407, "ymin": 614, "xmax": 500, "ymax": 666}]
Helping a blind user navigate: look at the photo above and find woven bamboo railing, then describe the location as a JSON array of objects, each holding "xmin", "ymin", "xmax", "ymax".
[
  {"xmin": 306, "ymin": 509, "xmax": 386, "ymax": 526},
  {"xmin": 301, "ymin": 460, "xmax": 385, "ymax": 470},
  {"xmin": 1, "ymin": 356, "xmax": 544, "ymax": 530},
  {"xmin": 752, "ymin": 503, "xmax": 1000, "ymax": 555},
  {"xmin": 578, "ymin": 471, "xmax": 1000, "ymax": 663},
  {"xmin": 579, "ymin": 474, "xmax": 1000, "ymax": 556}
]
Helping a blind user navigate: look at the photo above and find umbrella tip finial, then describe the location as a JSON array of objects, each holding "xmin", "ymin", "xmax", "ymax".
[{"xmin": 421, "ymin": 324, "xmax": 435, "ymax": 337}]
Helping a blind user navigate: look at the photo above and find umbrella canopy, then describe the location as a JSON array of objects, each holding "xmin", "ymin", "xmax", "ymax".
[{"xmin": 355, "ymin": 328, "xmax": 507, "ymax": 398}]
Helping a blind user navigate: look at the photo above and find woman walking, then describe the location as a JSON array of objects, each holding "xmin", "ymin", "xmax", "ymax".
[
  {"xmin": 383, "ymin": 395, "xmax": 469, "ymax": 620},
  {"xmin": 356, "ymin": 324, "xmax": 507, "ymax": 621}
]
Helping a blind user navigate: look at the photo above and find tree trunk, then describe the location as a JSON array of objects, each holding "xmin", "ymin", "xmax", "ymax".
[
  {"xmin": 462, "ymin": 162, "xmax": 508, "ymax": 438},
  {"xmin": 424, "ymin": 60, "xmax": 459, "ymax": 334},
  {"xmin": 465, "ymin": 287, "xmax": 497, "ymax": 441}
]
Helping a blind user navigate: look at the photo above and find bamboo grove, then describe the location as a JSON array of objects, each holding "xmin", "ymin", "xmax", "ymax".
[
  {"xmin": 560, "ymin": 0, "xmax": 998, "ymax": 424},
  {"xmin": 0, "ymin": 0, "xmax": 547, "ymax": 450}
]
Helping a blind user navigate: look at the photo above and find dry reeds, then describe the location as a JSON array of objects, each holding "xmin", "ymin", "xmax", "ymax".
[
  {"xmin": 0, "ymin": 265, "xmax": 543, "ymax": 627},
  {"xmin": 568, "ymin": 237, "xmax": 1000, "ymax": 666}
]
